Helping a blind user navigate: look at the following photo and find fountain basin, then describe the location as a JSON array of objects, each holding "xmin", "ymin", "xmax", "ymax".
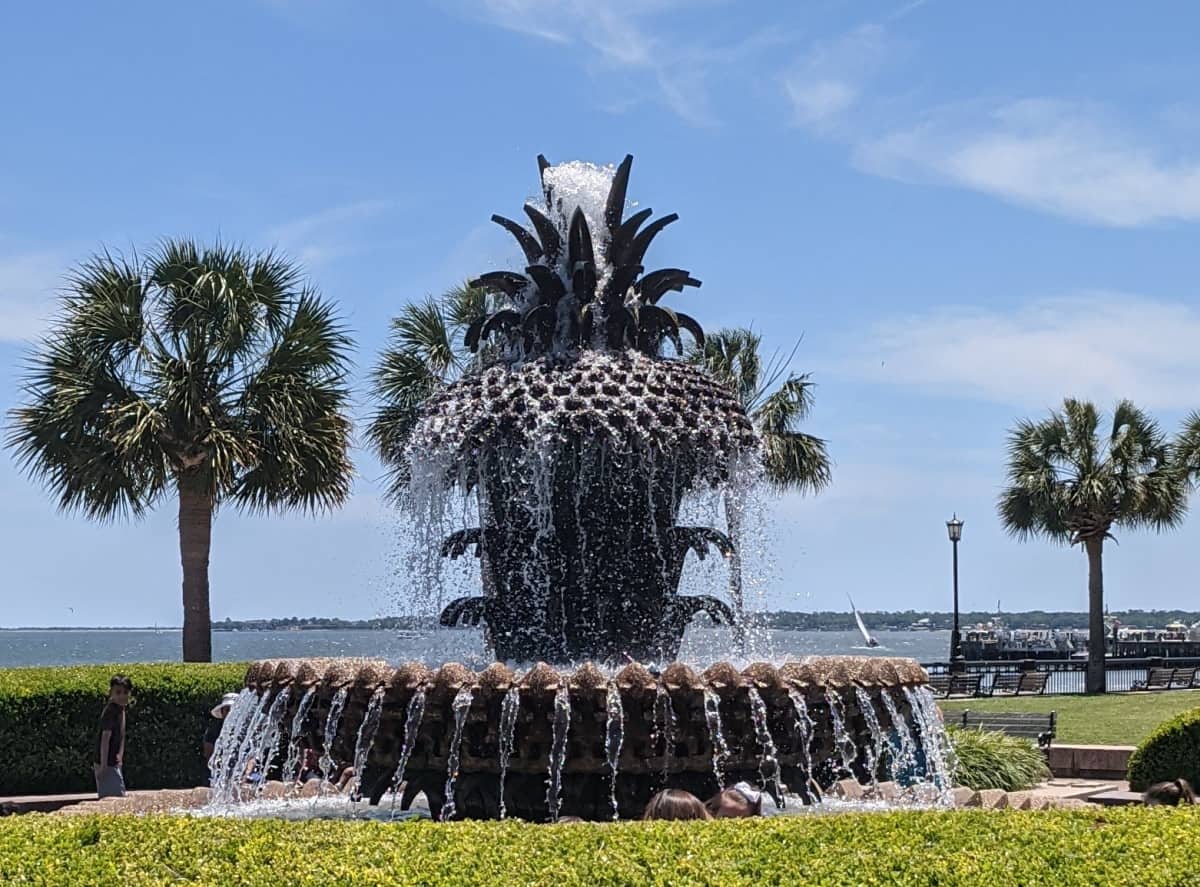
[{"xmin": 210, "ymin": 656, "xmax": 945, "ymax": 822}]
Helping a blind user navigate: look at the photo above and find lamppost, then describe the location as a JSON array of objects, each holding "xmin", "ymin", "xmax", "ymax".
[{"xmin": 946, "ymin": 514, "xmax": 965, "ymax": 672}]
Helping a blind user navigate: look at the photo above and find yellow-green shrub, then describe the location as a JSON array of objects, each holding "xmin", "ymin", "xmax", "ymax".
[
  {"xmin": 2, "ymin": 809, "xmax": 1200, "ymax": 886},
  {"xmin": 0, "ymin": 663, "xmax": 246, "ymax": 795}
]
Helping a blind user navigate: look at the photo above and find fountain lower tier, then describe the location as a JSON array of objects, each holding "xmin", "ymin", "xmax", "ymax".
[{"xmin": 211, "ymin": 656, "xmax": 947, "ymax": 822}]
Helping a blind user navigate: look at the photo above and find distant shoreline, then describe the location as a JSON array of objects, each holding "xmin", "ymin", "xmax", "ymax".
[{"xmin": 3, "ymin": 608, "xmax": 1198, "ymax": 633}]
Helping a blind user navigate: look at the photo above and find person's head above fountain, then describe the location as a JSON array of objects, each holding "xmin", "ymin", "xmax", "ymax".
[
  {"xmin": 642, "ymin": 789, "xmax": 711, "ymax": 821},
  {"xmin": 210, "ymin": 693, "xmax": 239, "ymax": 719},
  {"xmin": 705, "ymin": 782, "xmax": 763, "ymax": 818}
]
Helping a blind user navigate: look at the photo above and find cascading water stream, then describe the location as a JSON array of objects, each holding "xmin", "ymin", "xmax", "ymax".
[
  {"xmin": 388, "ymin": 686, "xmax": 428, "ymax": 817},
  {"xmin": 441, "ymin": 687, "xmax": 475, "ymax": 821},
  {"xmin": 280, "ymin": 687, "xmax": 318, "ymax": 787},
  {"xmin": 546, "ymin": 685, "xmax": 571, "ymax": 822},
  {"xmin": 318, "ymin": 687, "xmax": 350, "ymax": 791},
  {"xmin": 702, "ymin": 688, "xmax": 729, "ymax": 788},
  {"xmin": 904, "ymin": 686, "xmax": 955, "ymax": 797},
  {"xmin": 653, "ymin": 683, "xmax": 676, "ymax": 787},
  {"xmin": 498, "ymin": 687, "xmax": 520, "ymax": 820},
  {"xmin": 854, "ymin": 687, "xmax": 886, "ymax": 792},
  {"xmin": 824, "ymin": 690, "xmax": 859, "ymax": 780},
  {"xmin": 880, "ymin": 689, "xmax": 919, "ymax": 787},
  {"xmin": 347, "ymin": 688, "xmax": 386, "ymax": 802},
  {"xmin": 746, "ymin": 688, "xmax": 784, "ymax": 808},
  {"xmin": 251, "ymin": 687, "xmax": 292, "ymax": 798},
  {"xmin": 604, "ymin": 681, "xmax": 624, "ymax": 820},
  {"xmin": 206, "ymin": 689, "xmax": 257, "ymax": 805},
  {"xmin": 226, "ymin": 690, "xmax": 275, "ymax": 802},
  {"xmin": 786, "ymin": 688, "xmax": 817, "ymax": 803}
]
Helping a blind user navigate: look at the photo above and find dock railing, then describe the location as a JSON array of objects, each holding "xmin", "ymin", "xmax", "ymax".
[{"xmin": 920, "ymin": 656, "xmax": 1200, "ymax": 695}]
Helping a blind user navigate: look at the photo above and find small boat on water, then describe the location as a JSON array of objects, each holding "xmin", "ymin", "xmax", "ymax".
[{"xmin": 847, "ymin": 594, "xmax": 880, "ymax": 648}]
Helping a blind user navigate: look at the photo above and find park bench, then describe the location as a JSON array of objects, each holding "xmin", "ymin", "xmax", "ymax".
[
  {"xmin": 959, "ymin": 709, "xmax": 1057, "ymax": 749},
  {"xmin": 1171, "ymin": 666, "xmax": 1198, "ymax": 688},
  {"xmin": 928, "ymin": 673, "xmax": 982, "ymax": 698},
  {"xmin": 1134, "ymin": 667, "xmax": 1177, "ymax": 691},
  {"xmin": 987, "ymin": 671, "xmax": 1049, "ymax": 696}
]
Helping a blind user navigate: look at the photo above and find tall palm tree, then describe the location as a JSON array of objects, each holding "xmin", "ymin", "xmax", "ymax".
[
  {"xmin": 7, "ymin": 240, "xmax": 353, "ymax": 661},
  {"xmin": 689, "ymin": 328, "xmax": 832, "ymax": 647},
  {"xmin": 999, "ymin": 399, "xmax": 1187, "ymax": 693},
  {"xmin": 367, "ymin": 283, "xmax": 490, "ymax": 501}
]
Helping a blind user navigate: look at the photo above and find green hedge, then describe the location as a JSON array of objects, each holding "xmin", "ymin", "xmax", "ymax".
[
  {"xmin": 947, "ymin": 726, "xmax": 1050, "ymax": 792},
  {"xmin": 0, "ymin": 663, "xmax": 246, "ymax": 796},
  {"xmin": 2, "ymin": 810, "xmax": 1200, "ymax": 886},
  {"xmin": 1127, "ymin": 705, "xmax": 1200, "ymax": 792}
]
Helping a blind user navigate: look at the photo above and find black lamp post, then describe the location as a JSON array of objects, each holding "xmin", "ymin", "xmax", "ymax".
[{"xmin": 946, "ymin": 514, "xmax": 965, "ymax": 672}]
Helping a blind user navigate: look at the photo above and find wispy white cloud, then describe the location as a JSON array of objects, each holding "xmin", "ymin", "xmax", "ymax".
[
  {"xmin": 0, "ymin": 250, "xmax": 68, "ymax": 344},
  {"xmin": 266, "ymin": 199, "xmax": 391, "ymax": 267},
  {"xmin": 855, "ymin": 99, "xmax": 1200, "ymax": 227},
  {"xmin": 447, "ymin": 0, "xmax": 784, "ymax": 126},
  {"xmin": 782, "ymin": 24, "xmax": 888, "ymax": 131},
  {"xmin": 845, "ymin": 291, "xmax": 1200, "ymax": 410}
]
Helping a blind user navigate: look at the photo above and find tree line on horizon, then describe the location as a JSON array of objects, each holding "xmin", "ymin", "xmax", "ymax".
[{"xmin": 6, "ymin": 239, "xmax": 1200, "ymax": 688}]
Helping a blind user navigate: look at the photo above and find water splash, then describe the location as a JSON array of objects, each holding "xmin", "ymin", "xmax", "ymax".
[
  {"xmin": 498, "ymin": 687, "xmax": 520, "ymax": 819},
  {"xmin": 441, "ymin": 687, "xmax": 475, "ymax": 821},
  {"xmin": 280, "ymin": 687, "xmax": 318, "ymax": 788},
  {"xmin": 824, "ymin": 690, "xmax": 858, "ymax": 780},
  {"xmin": 604, "ymin": 681, "xmax": 624, "ymax": 820},
  {"xmin": 347, "ymin": 688, "xmax": 386, "ymax": 802},
  {"xmin": 702, "ymin": 688, "xmax": 729, "ymax": 788},
  {"xmin": 546, "ymin": 685, "xmax": 571, "ymax": 822},
  {"xmin": 388, "ymin": 686, "xmax": 428, "ymax": 817},
  {"xmin": 206, "ymin": 689, "xmax": 258, "ymax": 804},
  {"xmin": 904, "ymin": 685, "xmax": 955, "ymax": 798},
  {"xmin": 880, "ymin": 689, "xmax": 919, "ymax": 787},
  {"xmin": 747, "ymin": 688, "xmax": 784, "ymax": 808},
  {"xmin": 854, "ymin": 687, "xmax": 886, "ymax": 792},
  {"xmin": 652, "ymin": 682, "xmax": 677, "ymax": 787},
  {"xmin": 318, "ymin": 688, "xmax": 350, "ymax": 790},
  {"xmin": 251, "ymin": 687, "xmax": 292, "ymax": 798},
  {"xmin": 786, "ymin": 688, "xmax": 817, "ymax": 803},
  {"xmin": 225, "ymin": 690, "xmax": 275, "ymax": 802}
]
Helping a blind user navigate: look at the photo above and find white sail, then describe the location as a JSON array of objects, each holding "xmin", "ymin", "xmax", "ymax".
[{"xmin": 847, "ymin": 594, "xmax": 877, "ymax": 646}]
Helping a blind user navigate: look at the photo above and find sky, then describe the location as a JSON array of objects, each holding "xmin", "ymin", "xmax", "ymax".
[{"xmin": 2, "ymin": 1, "xmax": 1199, "ymax": 626}]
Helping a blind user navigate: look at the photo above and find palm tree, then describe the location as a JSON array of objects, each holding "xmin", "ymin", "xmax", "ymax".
[
  {"xmin": 689, "ymin": 328, "xmax": 832, "ymax": 647},
  {"xmin": 367, "ymin": 283, "xmax": 490, "ymax": 501},
  {"xmin": 7, "ymin": 240, "xmax": 353, "ymax": 661},
  {"xmin": 1178, "ymin": 412, "xmax": 1200, "ymax": 488},
  {"xmin": 999, "ymin": 399, "xmax": 1187, "ymax": 693}
]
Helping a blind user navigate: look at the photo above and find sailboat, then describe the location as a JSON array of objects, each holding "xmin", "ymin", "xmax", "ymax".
[{"xmin": 847, "ymin": 594, "xmax": 880, "ymax": 648}]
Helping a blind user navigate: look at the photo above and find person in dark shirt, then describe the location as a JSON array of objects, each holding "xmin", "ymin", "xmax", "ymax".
[{"xmin": 94, "ymin": 674, "xmax": 132, "ymax": 798}]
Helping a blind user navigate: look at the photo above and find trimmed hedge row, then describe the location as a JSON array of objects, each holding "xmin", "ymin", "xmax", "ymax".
[
  {"xmin": 3, "ymin": 809, "xmax": 1200, "ymax": 886},
  {"xmin": 1127, "ymin": 705, "xmax": 1200, "ymax": 792},
  {"xmin": 0, "ymin": 663, "xmax": 246, "ymax": 795}
]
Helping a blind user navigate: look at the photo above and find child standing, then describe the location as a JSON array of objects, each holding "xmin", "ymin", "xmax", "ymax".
[{"xmin": 94, "ymin": 674, "xmax": 132, "ymax": 798}]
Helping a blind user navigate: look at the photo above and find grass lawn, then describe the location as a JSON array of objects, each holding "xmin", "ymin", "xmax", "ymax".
[{"xmin": 940, "ymin": 689, "xmax": 1200, "ymax": 746}]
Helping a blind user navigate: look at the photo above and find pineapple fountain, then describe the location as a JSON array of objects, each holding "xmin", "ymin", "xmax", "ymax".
[{"xmin": 208, "ymin": 156, "xmax": 949, "ymax": 821}]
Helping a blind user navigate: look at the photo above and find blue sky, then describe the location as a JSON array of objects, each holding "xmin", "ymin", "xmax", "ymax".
[{"xmin": 2, "ymin": 1, "xmax": 1199, "ymax": 626}]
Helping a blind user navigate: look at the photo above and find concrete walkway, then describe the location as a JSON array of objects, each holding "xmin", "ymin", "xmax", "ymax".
[{"xmin": 0, "ymin": 792, "xmax": 97, "ymax": 814}]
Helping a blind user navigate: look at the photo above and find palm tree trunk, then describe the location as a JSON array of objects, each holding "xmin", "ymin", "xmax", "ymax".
[
  {"xmin": 178, "ymin": 475, "xmax": 214, "ymax": 663},
  {"xmin": 724, "ymin": 492, "xmax": 747, "ymax": 654},
  {"xmin": 1084, "ymin": 536, "xmax": 1106, "ymax": 694}
]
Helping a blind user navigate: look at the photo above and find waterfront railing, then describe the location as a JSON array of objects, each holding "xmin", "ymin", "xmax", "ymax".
[{"xmin": 920, "ymin": 657, "xmax": 1200, "ymax": 695}]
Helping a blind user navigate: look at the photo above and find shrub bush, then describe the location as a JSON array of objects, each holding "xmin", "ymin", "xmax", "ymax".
[
  {"xmin": 1, "ymin": 809, "xmax": 1198, "ymax": 886},
  {"xmin": 0, "ymin": 663, "xmax": 246, "ymax": 796},
  {"xmin": 1127, "ymin": 705, "xmax": 1200, "ymax": 791},
  {"xmin": 947, "ymin": 726, "xmax": 1050, "ymax": 792}
]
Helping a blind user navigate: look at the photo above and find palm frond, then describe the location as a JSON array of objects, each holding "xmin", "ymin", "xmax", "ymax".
[{"xmin": 1177, "ymin": 411, "xmax": 1200, "ymax": 485}]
